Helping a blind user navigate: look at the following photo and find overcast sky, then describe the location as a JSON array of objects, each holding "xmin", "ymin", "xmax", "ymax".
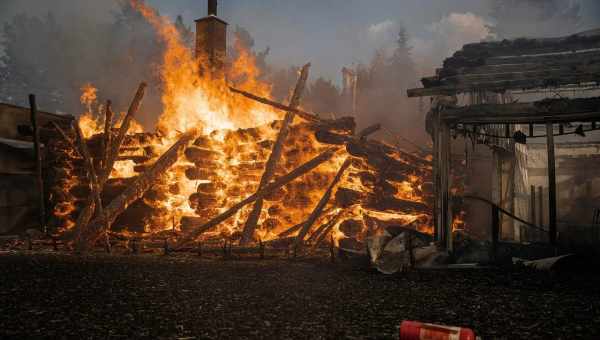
[{"xmin": 1, "ymin": 0, "xmax": 599, "ymax": 81}]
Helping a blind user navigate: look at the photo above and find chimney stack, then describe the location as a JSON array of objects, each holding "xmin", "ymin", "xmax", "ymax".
[
  {"xmin": 196, "ymin": 0, "xmax": 228, "ymax": 80},
  {"xmin": 208, "ymin": 0, "xmax": 218, "ymax": 16}
]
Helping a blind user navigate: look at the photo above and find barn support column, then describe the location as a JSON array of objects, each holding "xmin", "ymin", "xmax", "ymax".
[
  {"xmin": 441, "ymin": 122, "xmax": 453, "ymax": 252},
  {"xmin": 545, "ymin": 122, "xmax": 558, "ymax": 245}
]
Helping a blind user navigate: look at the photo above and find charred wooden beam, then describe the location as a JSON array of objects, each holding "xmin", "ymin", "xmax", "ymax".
[
  {"xmin": 241, "ymin": 63, "xmax": 311, "ymax": 245},
  {"xmin": 76, "ymin": 129, "xmax": 200, "ymax": 252},
  {"xmin": 229, "ymin": 85, "xmax": 320, "ymax": 123},
  {"xmin": 294, "ymin": 158, "xmax": 352, "ymax": 248},
  {"xmin": 73, "ymin": 83, "xmax": 147, "ymax": 246},
  {"xmin": 441, "ymin": 97, "xmax": 600, "ymax": 124},
  {"xmin": 307, "ymin": 209, "xmax": 345, "ymax": 245},
  {"xmin": 175, "ymin": 148, "xmax": 339, "ymax": 249}
]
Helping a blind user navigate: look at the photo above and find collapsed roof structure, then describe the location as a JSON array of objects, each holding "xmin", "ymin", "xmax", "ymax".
[{"xmin": 408, "ymin": 29, "xmax": 600, "ymax": 253}]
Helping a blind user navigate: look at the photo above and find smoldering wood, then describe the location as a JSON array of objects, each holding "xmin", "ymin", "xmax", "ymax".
[
  {"xmin": 295, "ymin": 158, "xmax": 352, "ymax": 248},
  {"xmin": 76, "ymin": 129, "xmax": 200, "ymax": 252},
  {"xmin": 346, "ymin": 140, "xmax": 428, "ymax": 174},
  {"xmin": 338, "ymin": 219, "xmax": 363, "ymax": 238},
  {"xmin": 103, "ymin": 83, "xmax": 147, "ymax": 181},
  {"xmin": 185, "ymin": 167, "xmax": 219, "ymax": 180},
  {"xmin": 315, "ymin": 130, "xmax": 351, "ymax": 145},
  {"xmin": 307, "ymin": 209, "xmax": 345, "ymax": 245},
  {"xmin": 73, "ymin": 83, "xmax": 147, "ymax": 246},
  {"xmin": 185, "ymin": 146, "xmax": 222, "ymax": 162},
  {"xmin": 73, "ymin": 122, "xmax": 107, "ymax": 224},
  {"xmin": 229, "ymin": 86, "xmax": 321, "ymax": 123},
  {"xmin": 241, "ymin": 63, "xmax": 311, "ymax": 245},
  {"xmin": 102, "ymin": 101, "xmax": 113, "ymax": 171},
  {"xmin": 311, "ymin": 212, "xmax": 343, "ymax": 250},
  {"xmin": 175, "ymin": 148, "xmax": 338, "ymax": 249},
  {"xmin": 357, "ymin": 124, "xmax": 382, "ymax": 139}
]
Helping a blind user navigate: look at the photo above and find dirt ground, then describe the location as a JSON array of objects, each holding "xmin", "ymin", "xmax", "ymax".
[{"xmin": 0, "ymin": 251, "xmax": 598, "ymax": 339}]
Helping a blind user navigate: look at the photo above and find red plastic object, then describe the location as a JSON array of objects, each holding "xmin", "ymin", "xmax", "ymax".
[{"xmin": 400, "ymin": 320, "xmax": 476, "ymax": 340}]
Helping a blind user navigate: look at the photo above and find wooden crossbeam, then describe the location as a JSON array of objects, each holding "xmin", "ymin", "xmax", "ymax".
[{"xmin": 441, "ymin": 97, "xmax": 600, "ymax": 124}]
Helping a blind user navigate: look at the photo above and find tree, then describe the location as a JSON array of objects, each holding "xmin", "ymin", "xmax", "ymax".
[
  {"xmin": 0, "ymin": 1, "xmax": 167, "ymax": 125},
  {"xmin": 304, "ymin": 77, "xmax": 341, "ymax": 116}
]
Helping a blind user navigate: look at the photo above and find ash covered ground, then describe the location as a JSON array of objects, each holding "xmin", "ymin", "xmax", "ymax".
[{"xmin": 0, "ymin": 252, "xmax": 599, "ymax": 339}]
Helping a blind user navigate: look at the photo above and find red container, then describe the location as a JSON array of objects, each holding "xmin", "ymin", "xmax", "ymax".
[{"xmin": 400, "ymin": 320, "xmax": 476, "ymax": 340}]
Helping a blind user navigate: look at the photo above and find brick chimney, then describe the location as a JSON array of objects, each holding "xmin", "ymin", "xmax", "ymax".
[{"xmin": 195, "ymin": 0, "xmax": 228, "ymax": 80}]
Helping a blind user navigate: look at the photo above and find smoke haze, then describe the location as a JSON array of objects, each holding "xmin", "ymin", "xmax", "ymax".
[{"xmin": 0, "ymin": 0, "xmax": 599, "ymax": 142}]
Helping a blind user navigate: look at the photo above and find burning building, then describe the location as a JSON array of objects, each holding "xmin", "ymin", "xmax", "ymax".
[{"xmin": 6, "ymin": 0, "xmax": 434, "ymax": 254}]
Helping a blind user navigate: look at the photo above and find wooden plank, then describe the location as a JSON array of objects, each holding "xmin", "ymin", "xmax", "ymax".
[
  {"xmin": 546, "ymin": 123, "xmax": 557, "ymax": 246},
  {"xmin": 28, "ymin": 95, "xmax": 46, "ymax": 233},
  {"xmin": 229, "ymin": 86, "xmax": 320, "ymax": 123}
]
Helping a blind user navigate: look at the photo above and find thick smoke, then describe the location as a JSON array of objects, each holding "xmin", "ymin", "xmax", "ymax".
[
  {"xmin": 0, "ymin": 0, "xmax": 598, "ymax": 136},
  {"xmin": 0, "ymin": 0, "xmax": 163, "ymax": 129}
]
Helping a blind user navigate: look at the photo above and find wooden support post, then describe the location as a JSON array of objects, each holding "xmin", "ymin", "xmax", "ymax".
[
  {"xmin": 537, "ymin": 186, "xmax": 544, "ymax": 227},
  {"xmin": 546, "ymin": 122, "xmax": 558, "ymax": 245},
  {"xmin": 440, "ymin": 121, "xmax": 453, "ymax": 251},
  {"xmin": 491, "ymin": 204, "xmax": 500, "ymax": 262},
  {"xmin": 432, "ymin": 110, "xmax": 441, "ymax": 242},
  {"xmin": 529, "ymin": 124, "xmax": 534, "ymax": 137},
  {"xmin": 530, "ymin": 184, "xmax": 536, "ymax": 229},
  {"xmin": 28, "ymin": 94, "xmax": 46, "ymax": 234}
]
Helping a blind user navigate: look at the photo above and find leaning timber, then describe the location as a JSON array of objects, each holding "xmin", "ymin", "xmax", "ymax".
[
  {"xmin": 175, "ymin": 148, "xmax": 339, "ymax": 249},
  {"xmin": 241, "ymin": 63, "xmax": 311, "ymax": 245},
  {"xmin": 76, "ymin": 129, "xmax": 200, "ymax": 252}
]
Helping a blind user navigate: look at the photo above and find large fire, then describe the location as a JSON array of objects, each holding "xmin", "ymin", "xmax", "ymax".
[{"xmin": 51, "ymin": 1, "xmax": 435, "ymax": 249}]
